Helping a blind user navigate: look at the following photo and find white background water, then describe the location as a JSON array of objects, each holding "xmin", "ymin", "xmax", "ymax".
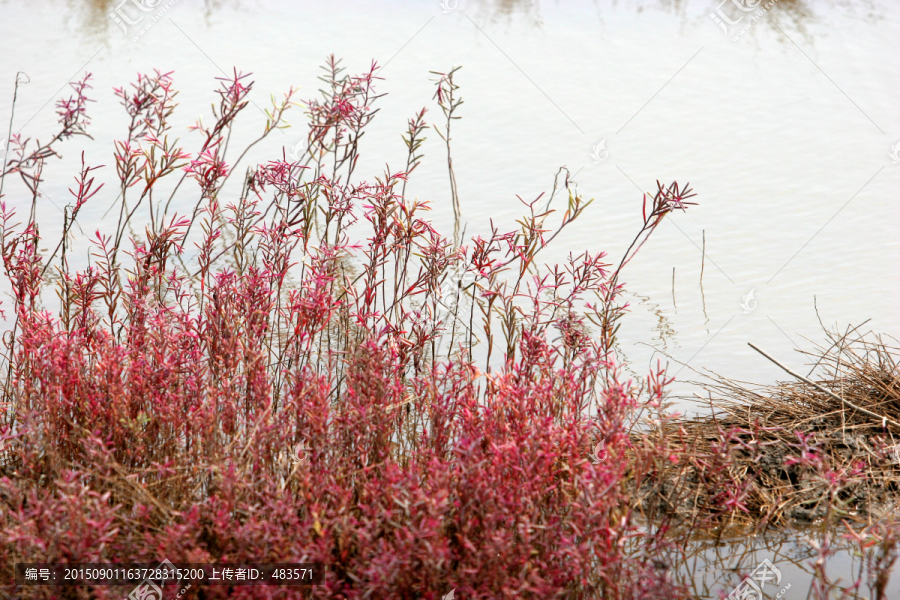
[{"xmin": 0, "ymin": 0, "xmax": 897, "ymax": 410}]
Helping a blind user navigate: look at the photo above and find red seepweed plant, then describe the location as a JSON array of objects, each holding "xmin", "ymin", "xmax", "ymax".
[{"xmin": 0, "ymin": 59, "xmax": 698, "ymax": 599}]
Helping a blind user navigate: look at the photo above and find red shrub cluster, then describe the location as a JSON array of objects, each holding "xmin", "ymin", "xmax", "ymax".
[{"xmin": 0, "ymin": 58, "xmax": 693, "ymax": 599}]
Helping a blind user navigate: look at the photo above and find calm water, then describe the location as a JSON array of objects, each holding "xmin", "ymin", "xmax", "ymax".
[
  {"xmin": 0, "ymin": 2, "xmax": 898, "ymax": 595},
  {"xmin": 679, "ymin": 525, "xmax": 900, "ymax": 599}
]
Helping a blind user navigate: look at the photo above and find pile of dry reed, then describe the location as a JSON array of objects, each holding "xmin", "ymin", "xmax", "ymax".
[{"xmin": 635, "ymin": 327, "xmax": 900, "ymax": 531}]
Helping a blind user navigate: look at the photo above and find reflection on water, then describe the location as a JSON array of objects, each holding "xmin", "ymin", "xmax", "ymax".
[
  {"xmin": 630, "ymin": 290, "xmax": 679, "ymax": 352},
  {"xmin": 63, "ymin": 0, "xmax": 112, "ymax": 38},
  {"xmin": 469, "ymin": 0, "xmax": 543, "ymax": 27},
  {"xmin": 65, "ymin": 0, "xmax": 884, "ymax": 44},
  {"xmin": 66, "ymin": 0, "xmax": 243, "ymax": 39},
  {"xmin": 680, "ymin": 527, "xmax": 900, "ymax": 599}
]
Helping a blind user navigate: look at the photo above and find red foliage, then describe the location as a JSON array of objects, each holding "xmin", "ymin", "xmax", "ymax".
[{"xmin": 0, "ymin": 60, "xmax": 693, "ymax": 599}]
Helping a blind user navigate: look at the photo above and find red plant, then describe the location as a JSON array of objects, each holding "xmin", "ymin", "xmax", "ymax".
[{"xmin": 0, "ymin": 59, "xmax": 697, "ymax": 599}]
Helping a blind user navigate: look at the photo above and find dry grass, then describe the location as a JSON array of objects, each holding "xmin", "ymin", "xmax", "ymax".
[{"xmin": 635, "ymin": 327, "xmax": 900, "ymax": 532}]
